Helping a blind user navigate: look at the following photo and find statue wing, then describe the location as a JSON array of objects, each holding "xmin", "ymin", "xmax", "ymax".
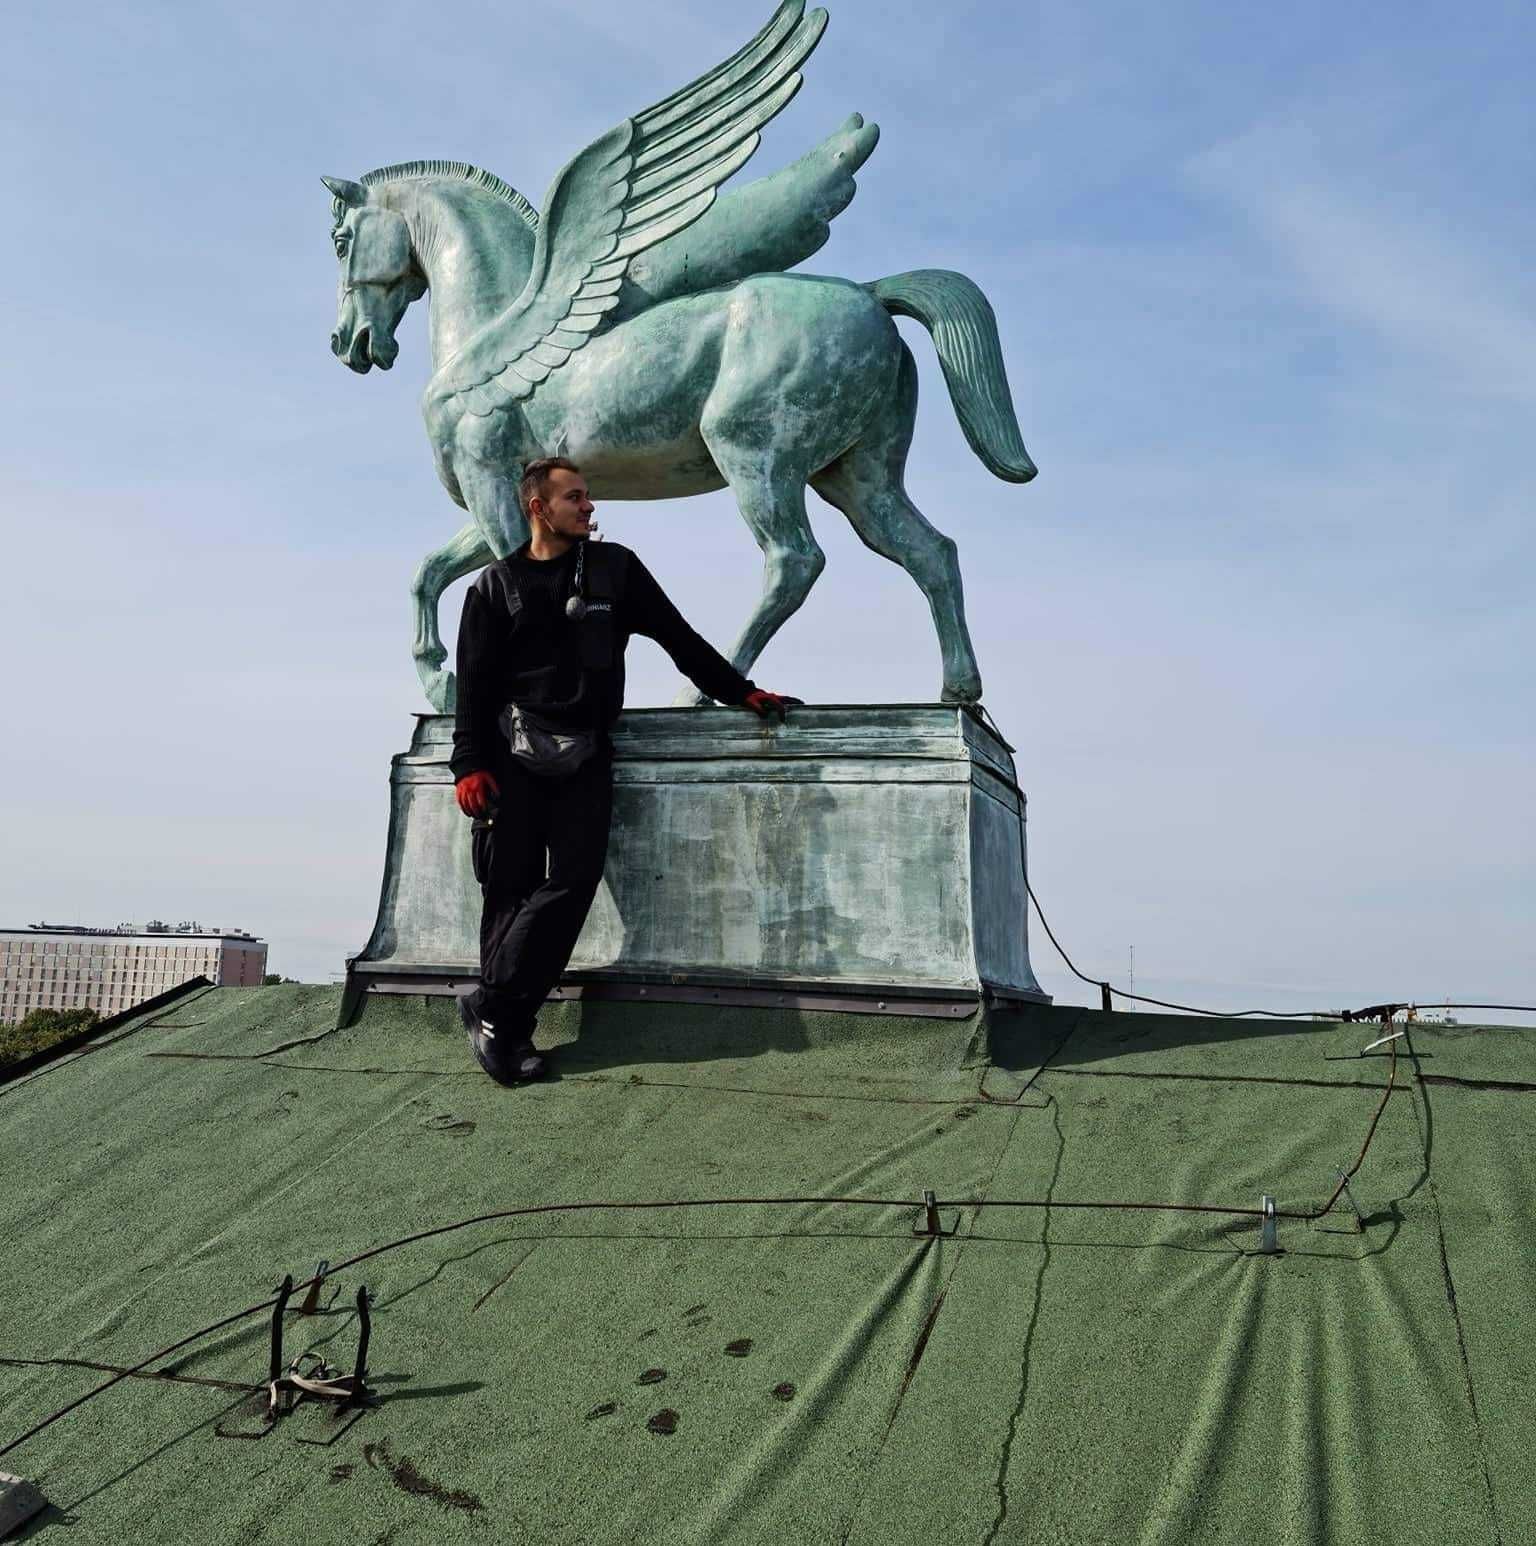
[
  {"xmin": 437, "ymin": 0, "xmax": 828, "ymax": 413},
  {"xmin": 618, "ymin": 113, "xmax": 880, "ymax": 317}
]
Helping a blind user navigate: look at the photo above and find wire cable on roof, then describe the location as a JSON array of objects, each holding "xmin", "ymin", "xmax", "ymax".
[
  {"xmin": 1026, "ymin": 879, "xmax": 1333, "ymax": 1018},
  {"xmin": 970, "ymin": 702, "xmax": 1533, "ymax": 1022},
  {"xmin": 13, "ymin": 711, "xmax": 1523, "ymax": 1459},
  {"xmin": 1027, "ymin": 880, "xmax": 1535, "ymax": 1023},
  {"xmin": 0, "ymin": 1038, "xmax": 1404, "ymax": 1464},
  {"xmin": 0, "ymin": 1178, "xmax": 1386, "ymax": 1459}
]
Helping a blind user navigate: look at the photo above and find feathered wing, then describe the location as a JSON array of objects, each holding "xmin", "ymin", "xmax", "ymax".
[
  {"xmin": 438, "ymin": 0, "xmax": 828, "ymax": 414},
  {"xmin": 619, "ymin": 113, "xmax": 880, "ymax": 317}
]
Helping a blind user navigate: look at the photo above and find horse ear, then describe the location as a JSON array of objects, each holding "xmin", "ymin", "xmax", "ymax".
[{"xmin": 321, "ymin": 175, "xmax": 365, "ymax": 206}]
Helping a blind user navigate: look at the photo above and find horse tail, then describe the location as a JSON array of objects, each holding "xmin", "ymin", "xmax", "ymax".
[{"xmin": 866, "ymin": 270, "xmax": 1036, "ymax": 483}]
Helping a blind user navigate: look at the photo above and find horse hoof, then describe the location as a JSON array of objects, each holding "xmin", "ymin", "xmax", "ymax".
[
  {"xmin": 421, "ymin": 668, "xmax": 457, "ymax": 713},
  {"xmin": 941, "ymin": 678, "xmax": 983, "ymax": 705},
  {"xmin": 671, "ymin": 684, "xmax": 710, "ymax": 708}
]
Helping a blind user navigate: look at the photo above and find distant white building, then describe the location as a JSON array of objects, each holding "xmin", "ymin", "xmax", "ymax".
[{"xmin": 0, "ymin": 922, "xmax": 268, "ymax": 1023}]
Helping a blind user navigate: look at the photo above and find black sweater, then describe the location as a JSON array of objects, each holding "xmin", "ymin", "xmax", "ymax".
[{"xmin": 450, "ymin": 541, "xmax": 755, "ymax": 779}]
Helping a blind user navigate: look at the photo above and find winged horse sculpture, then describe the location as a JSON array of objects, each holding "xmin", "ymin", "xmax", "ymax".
[{"xmin": 324, "ymin": 1, "xmax": 1035, "ymax": 711}]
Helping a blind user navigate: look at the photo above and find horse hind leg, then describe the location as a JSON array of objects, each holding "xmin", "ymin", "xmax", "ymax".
[
  {"xmin": 810, "ymin": 347, "xmax": 983, "ymax": 703},
  {"xmin": 411, "ymin": 519, "xmax": 494, "ymax": 711},
  {"xmin": 674, "ymin": 437, "xmax": 825, "ymax": 706}
]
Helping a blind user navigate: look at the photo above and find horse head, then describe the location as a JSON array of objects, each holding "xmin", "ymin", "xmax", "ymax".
[{"xmin": 323, "ymin": 175, "xmax": 426, "ymax": 373}]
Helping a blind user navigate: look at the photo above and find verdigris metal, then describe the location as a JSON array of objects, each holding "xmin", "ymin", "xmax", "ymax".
[
  {"xmin": 323, "ymin": 0, "xmax": 1036, "ymax": 712},
  {"xmin": 348, "ymin": 706, "xmax": 1047, "ymax": 1004}
]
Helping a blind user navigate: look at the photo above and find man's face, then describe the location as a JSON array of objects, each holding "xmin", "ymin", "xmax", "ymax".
[{"xmin": 532, "ymin": 468, "xmax": 597, "ymax": 539}]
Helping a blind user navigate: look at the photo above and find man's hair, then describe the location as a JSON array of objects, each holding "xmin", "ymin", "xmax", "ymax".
[{"xmin": 519, "ymin": 455, "xmax": 582, "ymax": 516}]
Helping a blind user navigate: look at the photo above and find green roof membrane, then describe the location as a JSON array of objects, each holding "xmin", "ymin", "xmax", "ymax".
[{"xmin": 1, "ymin": 987, "xmax": 1530, "ymax": 1543}]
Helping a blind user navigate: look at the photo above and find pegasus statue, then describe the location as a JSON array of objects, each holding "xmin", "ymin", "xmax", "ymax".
[{"xmin": 323, "ymin": 0, "xmax": 1035, "ymax": 711}]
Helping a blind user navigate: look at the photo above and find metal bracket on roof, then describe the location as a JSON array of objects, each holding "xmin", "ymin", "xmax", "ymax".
[
  {"xmin": 1361, "ymin": 1028, "xmax": 1405, "ymax": 1055},
  {"xmin": 267, "ymin": 1280, "xmax": 373, "ymax": 1418},
  {"xmin": 1332, "ymin": 1169, "xmax": 1366, "ymax": 1231},
  {"xmin": 1257, "ymin": 1195, "xmax": 1280, "ymax": 1255},
  {"xmin": 913, "ymin": 1189, "xmax": 958, "ymax": 1238},
  {"xmin": 299, "ymin": 1260, "xmax": 330, "ymax": 1315},
  {"xmin": 1342, "ymin": 1003, "xmax": 1407, "ymax": 1024},
  {"xmin": 217, "ymin": 1273, "xmax": 375, "ymax": 1441},
  {"xmin": 265, "ymin": 1273, "xmax": 295, "ymax": 1398}
]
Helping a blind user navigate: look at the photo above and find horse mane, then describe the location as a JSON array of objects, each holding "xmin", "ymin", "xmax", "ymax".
[{"xmin": 359, "ymin": 161, "xmax": 540, "ymax": 233}]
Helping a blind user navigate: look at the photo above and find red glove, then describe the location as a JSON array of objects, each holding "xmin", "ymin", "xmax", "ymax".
[
  {"xmin": 455, "ymin": 770, "xmax": 500, "ymax": 818},
  {"xmin": 743, "ymin": 690, "xmax": 803, "ymax": 722}
]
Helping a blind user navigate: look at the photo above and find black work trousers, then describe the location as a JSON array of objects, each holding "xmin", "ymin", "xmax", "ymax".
[{"xmin": 467, "ymin": 751, "xmax": 614, "ymax": 1035}]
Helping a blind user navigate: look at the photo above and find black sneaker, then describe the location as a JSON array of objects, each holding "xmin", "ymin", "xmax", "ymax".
[{"xmin": 458, "ymin": 995, "xmax": 548, "ymax": 1086}]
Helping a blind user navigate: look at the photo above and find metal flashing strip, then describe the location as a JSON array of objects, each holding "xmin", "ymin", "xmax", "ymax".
[
  {"xmin": 393, "ymin": 762, "xmax": 988, "ymax": 788},
  {"xmin": 345, "ymin": 963, "xmax": 1049, "ymax": 1019},
  {"xmin": 0, "ymin": 977, "xmax": 214, "ymax": 1090},
  {"xmin": 348, "ymin": 701, "xmax": 1048, "ymax": 1023},
  {"xmin": 402, "ymin": 704, "xmax": 1018, "ymax": 777},
  {"xmin": 547, "ymin": 981, "xmax": 980, "ymax": 1019}
]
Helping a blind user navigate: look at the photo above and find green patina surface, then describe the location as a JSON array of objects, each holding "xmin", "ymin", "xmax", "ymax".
[
  {"xmin": 325, "ymin": 1, "xmax": 1036, "ymax": 710},
  {"xmin": 2, "ymin": 986, "xmax": 1532, "ymax": 1543},
  {"xmin": 357, "ymin": 707, "xmax": 1046, "ymax": 1000}
]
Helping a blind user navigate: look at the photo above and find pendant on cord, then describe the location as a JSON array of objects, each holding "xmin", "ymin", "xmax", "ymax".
[{"xmin": 566, "ymin": 539, "xmax": 588, "ymax": 619}]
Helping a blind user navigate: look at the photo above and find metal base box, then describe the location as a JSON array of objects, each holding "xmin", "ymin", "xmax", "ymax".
[{"xmin": 347, "ymin": 705, "xmax": 1048, "ymax": 1015}]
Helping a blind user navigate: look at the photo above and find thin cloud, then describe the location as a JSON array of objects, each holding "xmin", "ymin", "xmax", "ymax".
[{"xmin": 1188, "ymin": 120, "xmax": 1536, "ymax": 406}]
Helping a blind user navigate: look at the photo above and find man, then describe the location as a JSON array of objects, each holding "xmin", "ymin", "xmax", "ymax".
[{"xmin": 451, "ymin": 456, "xmax": 797, "ymax": 1085}]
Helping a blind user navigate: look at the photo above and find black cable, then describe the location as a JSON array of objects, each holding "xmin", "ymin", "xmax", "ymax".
[
  {"xmin": 0, "ymin": 1196, "xmax": 1268, "ymax": 1462},
  {"xmin": 968, "ymin": 705, "xmax": 1532, "ymax": 1023},
  {"xmin": 3, "ymin": 1041, "xmax": 1404, "ymax": 1471},
  {"xmin": 1424, "ymin": 1004, "xmax": 1536, "ymax": 1015},
  {"xmin": 1026, "ymin": 878, "xmax": 1339, "ymax": 1018},
  {"xmin": 6, "ymin": 717, "xmax": 1511, "ymax": 1458},
  {"xmin": 1028, "ymin": 882, "xmax": 1535, "ymax": 1022}
]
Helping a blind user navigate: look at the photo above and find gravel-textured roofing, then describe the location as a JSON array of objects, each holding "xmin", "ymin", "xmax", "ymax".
[{"xmin": 2, "ymin": 984, "xmax": 1533, "ymax": 1544}]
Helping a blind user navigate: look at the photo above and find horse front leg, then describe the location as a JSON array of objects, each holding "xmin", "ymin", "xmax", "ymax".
[{"xmin": 411, "ymin": 519, "xmax": 495, "ymax": 711}]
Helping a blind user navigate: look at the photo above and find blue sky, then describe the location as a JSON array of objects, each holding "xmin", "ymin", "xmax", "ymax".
[{"xmin": 1, "ymin": 0, "xmax": 1531, "ymax": 1016}]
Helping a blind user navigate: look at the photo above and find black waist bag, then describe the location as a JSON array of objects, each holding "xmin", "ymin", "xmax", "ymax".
[{"xmin": 497, "ymin": 703, "xmax": 597, "ymax": 777}]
